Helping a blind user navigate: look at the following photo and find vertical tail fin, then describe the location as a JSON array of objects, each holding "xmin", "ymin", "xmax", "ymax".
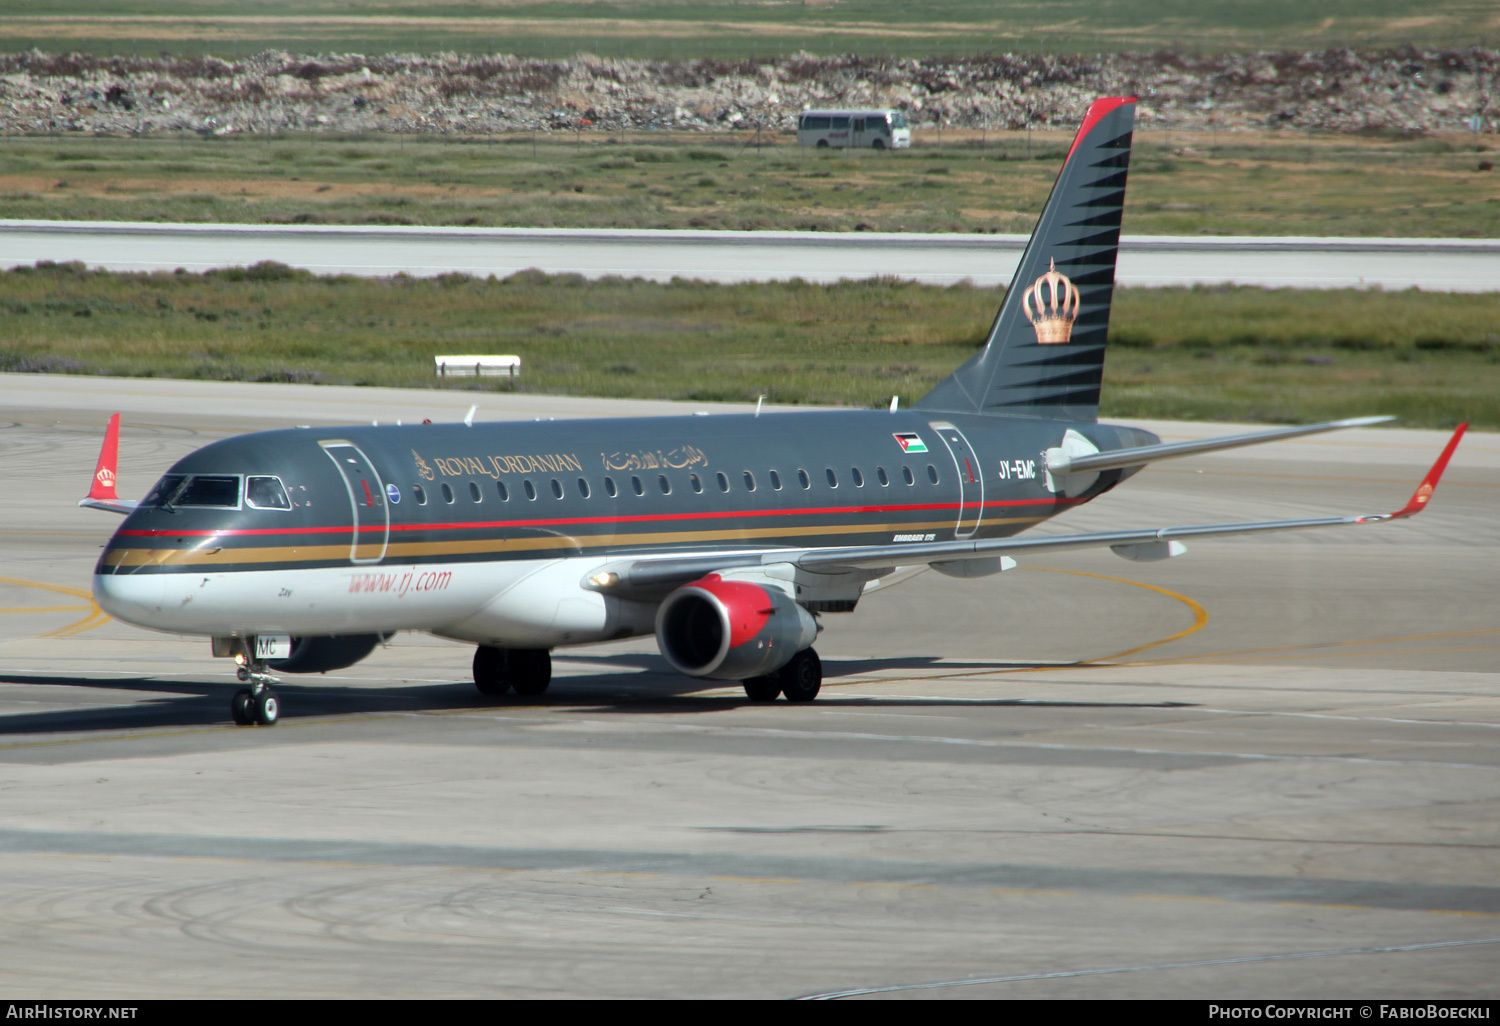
[{"xmin": 914, "ymin": 97, "xmax": 1136, "ymax": 421}]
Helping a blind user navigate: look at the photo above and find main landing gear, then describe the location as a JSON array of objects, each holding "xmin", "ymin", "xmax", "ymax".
[
  {"xmin": 742, "ymin": 647, "xmax": 822, "ymax": 704},
  {"xmin": 473, "ymin": 646, "xmax": 552, "ymax": 698},
  {"xmin": 230, "ymin": 662, "xmax": 280, "ymax": 726}
]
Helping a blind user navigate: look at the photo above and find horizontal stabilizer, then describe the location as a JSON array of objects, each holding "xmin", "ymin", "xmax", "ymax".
[
  {"xmin": 1048, "ymin": 416, "xmax": 1394, "ymax": 476},
  {"xmin": 78, "ymin": 497, "xmax": 139, "ymax": 515}
]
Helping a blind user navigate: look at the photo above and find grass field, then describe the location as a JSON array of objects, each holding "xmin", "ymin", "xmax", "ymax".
[
  {"xmin": 4, "ymin": 129, "xmax": 1499, "ymax": 237},
  {"xmin": 0, "ymin": 1, "xmax": 1494, "ymax": 57},
  {"xmin": 3, "ymin": 262, "xmax": 1493, "ymax": 429}
]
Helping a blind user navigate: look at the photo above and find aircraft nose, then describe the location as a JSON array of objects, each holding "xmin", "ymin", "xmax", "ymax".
[{"xmin": 93, "ymin": 571, "xmax": 168, "ymax": 629}]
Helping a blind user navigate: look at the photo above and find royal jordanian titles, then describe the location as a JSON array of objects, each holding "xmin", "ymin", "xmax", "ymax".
[{"xmin": 79, "ymin": 98, "xmax": 1467, "ymax": 726}]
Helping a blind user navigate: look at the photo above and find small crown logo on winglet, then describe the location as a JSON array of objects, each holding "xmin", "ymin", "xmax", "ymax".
[{"xmin": 1022, "ymin": 259, "xmax": 1080, "ymax": 345}]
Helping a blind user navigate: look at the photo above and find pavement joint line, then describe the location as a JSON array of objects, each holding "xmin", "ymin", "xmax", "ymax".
[
  {"xmin": 710, "ymin": 876, "xmax": 800, "ymax": 884},
  {"xmin": 1127, "ymin": 645, "xmax": 1500, "ymax": 668},
  {"xmin": 12, "ymin": 851, "xmax": 1499, "ymax": 918},
  {"xmin": 1116, "ymin": 625, "xmax": 1500, "ymax": 668},
  {"xmin": 1193, "ymin": 707, "xmax": 1500, "ymax": 730},
  {"xmin": 494, "ymin": 716, "xmax": 1500, "ymax": 771},
  {"xmin": 796, "ymin": 936, "xmax": 1500, "ymax": 999}
]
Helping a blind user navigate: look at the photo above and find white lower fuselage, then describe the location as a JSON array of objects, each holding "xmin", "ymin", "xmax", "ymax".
[{"xmin": 94, "ymin": 556, "xmax": 659, "ymax": 649}]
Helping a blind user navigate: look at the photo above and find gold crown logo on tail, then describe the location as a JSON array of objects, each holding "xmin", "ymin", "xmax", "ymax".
[{"xmin": 1022, "ymin": 259, "xmax": 1080, "ymax": 345}]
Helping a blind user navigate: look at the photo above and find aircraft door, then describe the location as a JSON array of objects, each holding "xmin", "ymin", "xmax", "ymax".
[
  {"xmin": 930, "ymin": 422, "xmax": 984, "ymax": 538},
  {"xmin": 319, "ymin": 440, "xmax": 390, "ymax": 564}
]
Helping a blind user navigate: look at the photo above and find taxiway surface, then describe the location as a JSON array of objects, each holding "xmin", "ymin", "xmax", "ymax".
[{"xmin": 1, "ymin": 374, "xmax": 1497, "ymax": 999}]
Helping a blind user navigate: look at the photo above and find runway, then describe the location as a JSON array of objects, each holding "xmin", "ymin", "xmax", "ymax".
[
  {"xmin": 1, "ymin": 373, "xmax": 1498, "ymax": 998},
  {"xmin": 4, "ymin": 220, "xmax": 1500, "ymax": 290}
]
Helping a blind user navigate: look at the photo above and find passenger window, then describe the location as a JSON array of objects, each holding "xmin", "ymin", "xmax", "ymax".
[
  {"xmin": 245, "ymin": 476, "xmax": 291, "ymax": 510},
  {"xmin": 902, "ymin": 465, "xmax": 915, "ymax": 485},
  {"xmin": 743, "ymin": 471, "xmax": 756, "ymax": 492},
  {"xmin": 549, "ymin": 479, "xmax": 563, "ymax": 499},
  {"xmin": 851, "ymin": 467, "xmax": 864, "ymax": 487},
  {"xmin": 414, "ymin": 484, "xmax": 427, "ymax": 505},
  {"xmin": 468, "ymin": 481, "xmax": 482, "ymax": 502},
  {"xmin": 928, "ymin": 464, "xmax": 940, "ymax": 484},
  {"xmin": 658, "ymin": 474, "xmax": 671, "ymax": 495},
  {"xmin": 631, "ymin": 475, "xmax": 644, "ymax": 496},
  {"xmin": 496, "ymin": 480, "xmax": 508, "ymax": 501},
  {"xmin": 798, "ymin": 469, "xmax": 811, "ymax": 489},
  {"xmin": 876, "ymin": 466, "xmax": 889, "ymax": 486},
  {"xmin": 577, "ymin": 478, "xmax": 590, "ymax": 498},
  {"xmin": 523, "ymin": 480, "xmax": 536, "ymax": 500},
  {"xmin": 716, "ymin": 472, "xmax": 730, "ymax": 492},
  {"xmin": 769, "ymin": 470, "xmax": 782, "ymax": 490},
  {"xmin": 826, "ymin": 468, "xmax": 838, "ymax": 488},
  {"xmin": 441, "ymin": 483, "xmax": 455, "ymax": 504},
  {"xmin": 689, "ymin": 473, "xmax": 702, "ymax": 493},
  {"xmin": 604, "ymin": 476, "xmax": 617, "ymax": 497}
]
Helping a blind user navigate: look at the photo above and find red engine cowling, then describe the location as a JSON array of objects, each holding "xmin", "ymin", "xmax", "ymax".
[{"xmin": 655, "ymin": 574, "xmax": 817, "ymax": 681}]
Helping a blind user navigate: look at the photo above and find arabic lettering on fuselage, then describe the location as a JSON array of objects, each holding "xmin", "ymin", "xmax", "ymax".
[
  {"xmin": 601, "ymin": 445, "xmax": 708, "ymax": 472},
  {"xmin": 425, "ymin": 452, "xmax": 586, "ymax": 479}
]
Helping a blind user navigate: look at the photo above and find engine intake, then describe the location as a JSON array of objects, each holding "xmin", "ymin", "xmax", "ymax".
[{"xmin": 656, "ymin": 574, "xmax": 817, "ymax": 681}]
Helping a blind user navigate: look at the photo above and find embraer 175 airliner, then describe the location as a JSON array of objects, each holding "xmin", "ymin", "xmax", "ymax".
[{"xmin": 79, "ymin": 97, "xmax": 1466, "ymax": 726}]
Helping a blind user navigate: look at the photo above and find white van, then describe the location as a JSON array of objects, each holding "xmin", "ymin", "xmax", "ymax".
[{"xmin": 797, "ymin": 109, "xmax": 911, "ymax": 149}]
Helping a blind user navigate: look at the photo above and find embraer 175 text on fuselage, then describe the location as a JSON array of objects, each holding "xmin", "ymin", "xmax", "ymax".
[{"xmin": 80, "ymin": 98, "xmax": 1467, "ymax": 726}]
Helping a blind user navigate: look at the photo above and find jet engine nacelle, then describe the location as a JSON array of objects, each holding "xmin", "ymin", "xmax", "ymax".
[
  {"xmin": 267, "ymin": 634, "xmax": 385, "ymax": 674},
  {"xmin": 655, "ymin": 574, "xmax": 817, "ymax": 681}
]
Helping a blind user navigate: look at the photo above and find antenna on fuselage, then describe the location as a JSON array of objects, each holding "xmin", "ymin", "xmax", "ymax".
[
  {"xmin": 755, "ymin": 395, "xmax": 766, "ymax": 418},
  {"xmin": 464, "ymin": 404, "xmax": 477, "ymax": 427},
  {"xmin": 889, "ymin": 396, "xmax": 899, "ymax": 412}
]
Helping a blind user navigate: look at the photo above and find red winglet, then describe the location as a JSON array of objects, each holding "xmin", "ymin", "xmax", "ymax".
[
  {"xmin": 86, "ymin": 412, "xmax": 121, "ymax": 501},
  {"xmin": 1389, "ymin": 422, "xmax": 1467, "ymax": 520},
  {"xmin": 1064, "ymin": 96, "xmax": 1136, "ymax": 164}
]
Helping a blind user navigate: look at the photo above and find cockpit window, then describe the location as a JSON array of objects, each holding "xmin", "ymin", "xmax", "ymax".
[
  {"xmin": 174, "ymin": 475, "xmax": 242, "ymax": 508},
  {"xmin": 145, "ymin": 474, "xmax": 240, "ymax": 509},
  {"xmin": 144, "ymin": 474, "xmax": 187, "ymax": 508},
  {"xmin": 245, "ymin": 476, "xmax": 292, "ymax": 510}
]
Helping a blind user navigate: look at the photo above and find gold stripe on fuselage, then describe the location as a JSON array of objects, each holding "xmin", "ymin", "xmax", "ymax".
[{"xmin": 101, "ymin": 514, "xmax": 1048, "ymax": 569}]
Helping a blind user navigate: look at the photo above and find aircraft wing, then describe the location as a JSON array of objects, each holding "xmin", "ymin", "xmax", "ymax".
[
  {"xmin": 77, "ymin": 413, "xmax": 139, "ymax": 515},
  {"xmin": 591, "ymin": 422, "xmax": 1466, "ymax": 595}
]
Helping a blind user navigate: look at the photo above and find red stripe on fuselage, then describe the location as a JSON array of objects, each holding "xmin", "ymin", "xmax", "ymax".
[{"xmin": 116, "ymin": 495, "xmax": 1085, "ymax": 538}]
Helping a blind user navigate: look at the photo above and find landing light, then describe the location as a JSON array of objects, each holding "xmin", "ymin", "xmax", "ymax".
[
  {"xmin": 590, "ymin": 571, "xmax": 620, "ymax": 588},
  {"xmin": 234, "ymin": 652, "xmax": 246, "ymax": 666}
]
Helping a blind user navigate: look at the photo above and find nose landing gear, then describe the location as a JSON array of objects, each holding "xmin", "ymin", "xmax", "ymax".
[{"xmin": 230, "ymin": 662, "xmax": 280, "ymax": 726}]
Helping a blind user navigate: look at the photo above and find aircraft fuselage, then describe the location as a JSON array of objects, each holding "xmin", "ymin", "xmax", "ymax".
[{"xmin": 94, "ymin": 410, "xmax": 1156, "ymax": 647}]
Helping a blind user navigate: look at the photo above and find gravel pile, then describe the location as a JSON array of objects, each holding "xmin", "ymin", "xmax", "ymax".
[{"xmin": 0, "ymin": 47, "xmax": 1495, "ymax": 138}]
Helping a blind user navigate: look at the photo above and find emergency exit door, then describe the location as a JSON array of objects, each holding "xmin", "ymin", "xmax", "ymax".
[{"xmin": 930, "ymin": 422, "xmax": 985, "ymax": 538}]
